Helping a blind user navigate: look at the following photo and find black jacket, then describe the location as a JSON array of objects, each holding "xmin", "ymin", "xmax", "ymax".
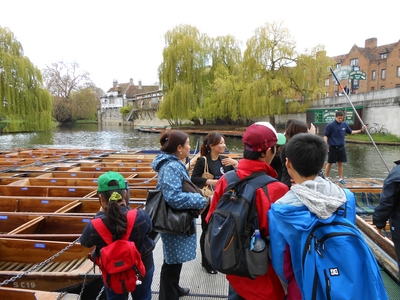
[
  {"xmin": 191, "ymin": 154, "xmax": 234, "ymax": 188},
  {"xmin": 373, "ymin": 160, "xmax": 400, "ymax": 239}
]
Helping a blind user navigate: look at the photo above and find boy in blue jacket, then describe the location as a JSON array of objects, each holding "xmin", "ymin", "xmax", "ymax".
[{"xmin": 268, "ymin": 133, "xmax": 387, "ymax": 300}]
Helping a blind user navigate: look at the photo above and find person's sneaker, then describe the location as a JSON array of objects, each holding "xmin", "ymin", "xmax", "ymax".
[{"xmin": 339, "ymin": 179, "xmax": 346, "ymax": 185}]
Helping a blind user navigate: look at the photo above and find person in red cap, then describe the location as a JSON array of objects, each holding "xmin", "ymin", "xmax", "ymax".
[{"xmin": 206, "ymin": 122, "xmax": 289, "ymax": 300}]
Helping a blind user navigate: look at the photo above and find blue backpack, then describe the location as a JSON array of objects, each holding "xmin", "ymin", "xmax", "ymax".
[
  {"xmin": 340, "ymin": 188, "xmax": 356, "ymax": 224},
  {"xmin": 301, "ymin": 210, "xmax": 388, "ymax": 300},
  {"xmin": 204, "ymin": 170, "xmax": 276, "ymax": 279}
]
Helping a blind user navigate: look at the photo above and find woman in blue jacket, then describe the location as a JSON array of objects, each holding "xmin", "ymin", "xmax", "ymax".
[{"xmin": 151, "ymin": 130, "xmax": 207, "ymax": 300}]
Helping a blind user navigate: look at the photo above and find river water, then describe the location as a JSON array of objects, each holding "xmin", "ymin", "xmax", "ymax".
[{"xmin": 0, "ymin": 123, "xmax": 399, "ymax": 180}]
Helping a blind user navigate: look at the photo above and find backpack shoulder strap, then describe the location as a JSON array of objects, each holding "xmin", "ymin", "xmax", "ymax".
[
  {"xmin": 224, "ymin": 170, "xmax": 272, "ymax": 191},
  {"xmin": 121, "ymin": 209, "xmax": 138, "ymax": 240},
  {"xmin": 91, "ymin": 209, "xmax": 138, "ymax": 244},
  {"xmin": 224, "ymin": 170, "xmax": 240, "ymax": 187},
  {"xmin": 248, "ymin": 174, "xmax": 277, "ymax": 191},
  {"xmin": 91, "ymin": 217, "xmax": 113, "ymax": 245}
]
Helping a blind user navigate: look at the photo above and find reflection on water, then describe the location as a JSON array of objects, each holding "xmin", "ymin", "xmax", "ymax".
[{"xmin": 0, "ymin": 123, "xmax": 398, "ymax": 179}]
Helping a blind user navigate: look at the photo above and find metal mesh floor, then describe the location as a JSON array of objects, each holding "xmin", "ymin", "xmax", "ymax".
[{"xmin": 150, "ymin": 222, "xmax": 228, "ymax": 299}]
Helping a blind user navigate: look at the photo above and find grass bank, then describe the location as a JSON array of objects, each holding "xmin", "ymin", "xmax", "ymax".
[{"xmin": 346, "ymin": 133, "xmax": 400, "ymax": 144}]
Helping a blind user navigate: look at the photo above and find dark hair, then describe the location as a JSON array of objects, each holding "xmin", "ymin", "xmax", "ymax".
[
  {"xmin": 285, "ymin": 133, "xmax": 327, "ymax": 177},
  {"xmin": 159, "ymin": 130, "xmax": 188, "ymax": 154},
  {"xmin": 285, "ymin": 120, "xmax": 308, "ymax": 140},
  {"xmin": 285, "ymin": 119, "xmax": 296, "ymax": 130},
  {"xmin": 200, "ymin": 132, "xmax": 224, "ymax": 156},
  {"xmin": 243, "ymin": 146, "xmax": 276, "ymax": 160},
  {"xmin": 99, "ymin": 180, "xmax": 127, "ymax": 237},
  {"xmin": 335, "ymin": 110, "xmax": 344, "ymax": 117}
]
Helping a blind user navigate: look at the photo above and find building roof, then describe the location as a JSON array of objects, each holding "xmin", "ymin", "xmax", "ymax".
[
  {"xmin": 106, "ymin": 79, "xmax": 159, "ymax": 98},
  {"xmin": 331, "ymin": 38, "xmax": 399, "ymax": 63}
]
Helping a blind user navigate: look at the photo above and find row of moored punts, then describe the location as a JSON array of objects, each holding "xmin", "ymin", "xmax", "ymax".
[{"xmin": 0, "ymin": 148, "xmax": 397, "ymax": 299}]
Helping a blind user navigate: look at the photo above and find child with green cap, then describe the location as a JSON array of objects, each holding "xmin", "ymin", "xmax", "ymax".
[{"xmin": 81, "ymin": 171, "xmax": 155, "ymax": 300}]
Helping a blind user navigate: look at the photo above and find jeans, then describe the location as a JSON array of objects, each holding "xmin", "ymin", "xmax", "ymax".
[
  {"xmin": 228, "ymin": 284, "xmax": 245, "ymax": 300},
  {"xmin": 104, "ymin": 264, "xmax": 154, "ymax": 300}
]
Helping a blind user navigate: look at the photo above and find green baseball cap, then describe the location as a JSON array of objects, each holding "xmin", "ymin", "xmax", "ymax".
[
  {"xmin": 276, "ymin": 133, "xmax": 286, "ymax": 146},
  {"xmin": 97, "ymin": 171, "xmax": 126, "ymax": 193}
]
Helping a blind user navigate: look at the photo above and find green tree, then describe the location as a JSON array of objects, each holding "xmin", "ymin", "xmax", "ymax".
[
  {"xmin": 241, "ymin": 21, "xmax": 296, "ymax": 125},
  {"xmin": 157, "ymin": 24, "xmax": 209, "ymax": 126},
  {"xmin": 0, "ymin": 27, "xmax": 53, "ymax": 132},
  {"xmin": 239, "ymin": 22, "xmax": 333, "ymax": 125},
  {"xmin": 202, "ymin": 35, "xmax": 243, "ymax": 124},
  {"xmin": 70, "ymin": 87, "xmax": 99, "ymax": 121},
  {"xmin": 287, "ymin": 46, "xmax": 335, "ymax": 108}
]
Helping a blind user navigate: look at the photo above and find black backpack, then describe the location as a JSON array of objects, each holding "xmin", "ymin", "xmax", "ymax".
[{"xmin": 204, "ymin": 170, "xmax": 276, "ymax": 279}]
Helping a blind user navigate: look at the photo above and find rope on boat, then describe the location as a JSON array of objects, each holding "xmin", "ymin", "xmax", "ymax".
[{"xmin": 0, "ymin": 237, "xmax": 81, "ymax": 287}]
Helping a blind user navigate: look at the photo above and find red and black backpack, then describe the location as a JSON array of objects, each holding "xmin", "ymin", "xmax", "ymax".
[{"xmin": 91, "ymin": 209, "xmax": 146, "ymax": 294}]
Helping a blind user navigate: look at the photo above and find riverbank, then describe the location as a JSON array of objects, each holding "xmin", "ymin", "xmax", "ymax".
[{"xmin": 138, "ymin": 125, "xmax": 400, "ymax": 145}]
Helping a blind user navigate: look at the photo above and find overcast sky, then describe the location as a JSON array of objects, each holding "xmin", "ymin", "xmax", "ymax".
[{"xmin": 1, "ymin": 0, "xmax": 398, "ymax": 92}]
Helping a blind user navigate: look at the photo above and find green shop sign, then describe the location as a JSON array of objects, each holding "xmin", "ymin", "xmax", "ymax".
[
  {"xmin": 307, "ymin": 106, "xmax": 363, "ymax": 125},
  {"xmin": 349, "ymin": 70, "xmax": 367, "ymax": 80}
]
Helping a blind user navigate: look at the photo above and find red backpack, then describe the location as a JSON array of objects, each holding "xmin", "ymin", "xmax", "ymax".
[{"xmin": 91, "ymin": 209, "xmax": 146, "ymax": 294}]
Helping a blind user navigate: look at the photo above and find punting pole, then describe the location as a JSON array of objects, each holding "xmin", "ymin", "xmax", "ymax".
[
  {"xmin": 329, "ymin": 67, "xmax": 390, "ymax": 173},
  {"xmin": 186, "ymin": 138, "xmax": 201, "ymax": 171}
]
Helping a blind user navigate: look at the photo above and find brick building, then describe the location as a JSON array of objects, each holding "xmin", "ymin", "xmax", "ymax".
[{"xmin": 325, "ymin": 38, "xmax": 400, "ymax": 97}]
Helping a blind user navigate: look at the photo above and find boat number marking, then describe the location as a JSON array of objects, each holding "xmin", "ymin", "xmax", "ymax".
[{"xmin": 13, "ymin": 281, "xmax": 36, "ymax": 288}]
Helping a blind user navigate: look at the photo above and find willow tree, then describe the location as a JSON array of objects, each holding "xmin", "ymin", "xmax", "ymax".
[
  {"xmin": 287, "ymin": 46, "xmax": 335, "ymax": 110},
  {"xmin": 202, "ymin": 35, "xmax": 243, "ymax": 124},
  {"xmin": 157, "ymin": 25, "xmax": 209, "ymax": 126},
  {"xmin": 0, "ymin": 27, "xmax": 53, "ymax": 132},
  {"xmin": 241, "ymin": 21, "xmax": 296, "ymax": 126}
]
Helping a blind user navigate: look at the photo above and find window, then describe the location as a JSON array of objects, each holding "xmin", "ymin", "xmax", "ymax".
[
  {"xmin": 371, "ymin": 87, "xmax": 375, "ymax": 91},
  {"xmin": 380, "ymin": 53, "xmax": 388, "ymax": 59},
  {"xmin": 325, "ymin": 92, "xmax": 329, "ymax": 98},
  {"xmin": 397, "ymin": 66, "xmax": 400, "ymax": 77},
  {"xmin": 372, "ymin": 70, "xmax": 376, "ymax": 80},
  {"xmin": 336, "ymin": 63, "xmax": 341, "ymax": 69},
  {"xmin": 380, "ymin": 86, "xmax": 385, "ymax": 90},
  {"xmin": 350, "ymin": 58, "xmax": 358, "ymax": 66},
  {"xmin": 382, "ymin": 69, "xmax": 386, "ymax": 79},
  {"xmin": 324, "ymin": 78, "xmax": 330, "ymax": 86}
]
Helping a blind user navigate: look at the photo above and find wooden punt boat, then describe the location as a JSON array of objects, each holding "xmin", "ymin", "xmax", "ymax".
[
  {"xmin": 1, "ymin": 148, "xmax": 116, "ymax": 158},
  {"xmin": 0, "ymin": 213, "xmax": 93, "ymax": 241},
  {"xmin": 0, "ymin": 286, "xmax": 80, "ymax": 300},
  {"xmin": 0, "ymin": 237, "xmax": 101, "ymax": 299},
  {"xmin": 344, "ymin": 179, "xmax": 399, "ymax": 283},
  {"xmin": 0, "ymin": 184, "xmax": 148, "ymax": 201},
  {"xmin": 0, "ymin": 197, "xmax": 100, "ymax": 214},
  {"xmin": 6, "ymin": 177, "xmax": 157, "ymax": 190},
  {"xmin": 67, "ymin": 165, "xmax": 154, "ymax": 173}
]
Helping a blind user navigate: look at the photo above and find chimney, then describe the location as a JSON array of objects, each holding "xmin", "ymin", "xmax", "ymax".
[
  {"xmin": 138, "ymin": 80, "xmax": 142, "ymax": 89},
  {"xmin": 365, "ymin": 38, "xmax": 377, "ymax": 49},
  {"xmin": 130, "ymin": 78, "xmax": 133, "ymax": 84},
  {"xmin": 113, "ymin": 80, "xmax": 118, "ymax": 90}
]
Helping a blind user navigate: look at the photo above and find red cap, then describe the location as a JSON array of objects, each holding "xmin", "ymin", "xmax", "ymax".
[{"xmin": 242, "ymin": 122, "xmax": 278, "ymax": 152}]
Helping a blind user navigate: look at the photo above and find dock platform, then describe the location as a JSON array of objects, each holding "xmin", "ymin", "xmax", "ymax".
[{"xmin": 148, "ymin": 222, "xmax": 400, "ymax": 300}]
